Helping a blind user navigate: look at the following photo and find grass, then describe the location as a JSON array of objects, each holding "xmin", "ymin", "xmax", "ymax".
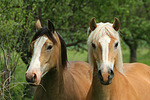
[
  {"xmin": 137, "ymin": 48, "xmax": 150, "ymax": 65},
  {"xmin": 67, "ymin": 48, "xmax": 150, "ymax": 66},
  {"xmin": 67, "ymin": 50, "xmax": 88, "ymax": 62}
]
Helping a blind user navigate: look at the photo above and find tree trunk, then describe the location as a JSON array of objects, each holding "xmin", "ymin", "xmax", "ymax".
[
  {"xmin": 120, "ymin": 31, "xmax": 138, "ymax": 63},
  {"xmin": 129, "ymin": 45, "xmax": 137, "ymax": 63}
]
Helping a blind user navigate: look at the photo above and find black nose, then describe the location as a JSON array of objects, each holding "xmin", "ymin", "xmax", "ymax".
[
  {"xmin": 97, "ymin": 70, "xmax": 103, "ymax": 80},
  {"xmin": 25, "ymin": 73, "xmax": 37, "ymax": 84},
  {"xmin": 97, "ymin": 68, "xmax": 114, "ymax": 85},
  {"xmin": 108, "ymin": 69, "xmax": 114, "ymax": 79}
]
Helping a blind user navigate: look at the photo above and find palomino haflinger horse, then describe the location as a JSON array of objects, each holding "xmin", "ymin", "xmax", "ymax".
[
  {"xmin": 87, "ymin": 17, "xmax": 150, "ymax": 100},
  {"xmin": 25, "ymin": 19, "xmax": 92, "ymax": 100}
]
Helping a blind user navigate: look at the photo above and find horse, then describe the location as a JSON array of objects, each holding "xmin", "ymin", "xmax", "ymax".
[
  {"xmin": 25, "ymin": 19, "xmax": 92, "ymax": 100},
  {"xmin": 86, "ymin": 17, "xmax": 150, "ymax": 100}
]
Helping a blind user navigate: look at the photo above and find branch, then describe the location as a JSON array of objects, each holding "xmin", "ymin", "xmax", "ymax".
[
  {"xmin": 66, "ymin": 40, "xmax": 83, "ymax": 47},
  {"xmin": 1, "ymin": 43, "xmax": 7, "ymax": 69},
  {"xmin": 78, "ymin": 45, "xmax": 88, "ymax": 51}
]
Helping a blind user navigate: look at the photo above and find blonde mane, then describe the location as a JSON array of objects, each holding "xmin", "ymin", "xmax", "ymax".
[{"xmin": 87, "ymin": 22, "xmax": 124, "ymax": 74}]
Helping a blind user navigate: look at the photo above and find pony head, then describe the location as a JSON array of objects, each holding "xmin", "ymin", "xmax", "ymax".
[
  {"xmin": 87, "ymin": 17, "xmax": 123, "ymax": 85},
  {"xmin": 25, "ymin": 20, "xmax": 67, "ymax": 85}
]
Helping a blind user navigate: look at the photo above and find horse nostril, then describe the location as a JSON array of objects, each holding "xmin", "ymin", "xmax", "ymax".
[
  {"xmin": 31, "ymin": 73, "xmax": 36, "ymax": 83},
  {"xmin": 26, "ymin": 73, "xmax": 37, "ymax": 83},
  {"xmin": 111, "ymin": 69, "xmax": 114, "ymax": 75},
  {"xmin": 97, "ymin": 68, "xmax": 114, "ymax": 85},
  {"xmin": 97, "ymin": 70, "xmax": 103, "ymax": 80},
  {"xmin": 109, "ymin": 69, "xmax": 114, "ymax": 79}
]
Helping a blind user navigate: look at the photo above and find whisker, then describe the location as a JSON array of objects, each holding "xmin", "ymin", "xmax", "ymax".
[
  {"xmin": 27, "ymin": 82, "xmax": 37, "ymax": 86},
  {"xmin": 39, "ymin": 83, "xmax": 46, "ymax": 92},
  {"xmin": 41, "ymin": 71, "xmax": 48, "ymax": 78},
  {"xmin": 27, "ymin": 82, "xmax": 46, "ymax": 92}
]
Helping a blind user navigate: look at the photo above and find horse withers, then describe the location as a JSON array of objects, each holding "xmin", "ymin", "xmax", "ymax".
[{"xmin": 25, "ymin": 19, "xmax": 92, "ymax": 100}]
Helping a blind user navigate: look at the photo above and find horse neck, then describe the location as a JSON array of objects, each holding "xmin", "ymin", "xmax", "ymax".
[
  {"xmin": 53, "ymin": 42, "xmax": 65, "ymax": 94},
  {"xmin": 54, "ymin": 32, "xmax": 67, "ymax": 94},
  {"xmin": 55, "ymin": 33, "xmax": 65, "ymax": 85},
  {"xmin": 36, "ymin": 66, "xmax": 64, "ymax": 100},
  {"xmin": 41, "ymin": 67, "xmax": 60, "ymax": 88},
  {"xmin": 89, "ymin": 65, "xmax": 123, "ymax": 99},
  {"xmin": 89, "ymin": 65, "xmax": 108, "ymax": 99},
  {"xmin": 54, "ymin": 32, "xmax": 67, "ymax": 76},
  {"xmin": 40, "ymin": 40, "xmax": 65, "ymax": 96},
  {"xmin": 34, "ymin": 68, "xmax": 60, "ymax": 100}
]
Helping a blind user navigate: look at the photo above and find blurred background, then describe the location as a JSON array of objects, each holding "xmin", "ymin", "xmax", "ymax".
[{"xmin": 0, "ymin": 0, "xmax": 150, "ymax": 99}]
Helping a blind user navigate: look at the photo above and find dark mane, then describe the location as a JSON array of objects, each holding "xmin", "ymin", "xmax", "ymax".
[
  {"xmin": 31, "ymin": 27, "xmax": 67, "ymax": 68},
  {"xmin": 31, "ymin": 27, "xmax": 56, "ymax": 44},
  {"xmin": 57, "ymin": 32, "xmax": 68, "ymax": 67}
]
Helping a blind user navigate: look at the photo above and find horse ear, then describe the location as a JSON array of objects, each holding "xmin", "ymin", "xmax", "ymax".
[
  {"xmin": 48, "ymin": 20, "xmax": 55, "ymax": 33},
  {"xmin": 112, "ymin": 17, "xmax": 120, "ymax": 31},
  {"xmin": 36, "ymin": 19, "xmax": 42, "ymax": 30},
  {"xmin": 90, "ymin": 17, "xmax": 97, "ymax": 31}
]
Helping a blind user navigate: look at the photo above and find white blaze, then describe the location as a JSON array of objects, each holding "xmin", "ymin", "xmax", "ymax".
[
  {"xmin": 27, "ymin": 36, "xmax": 48, "ymax": 73},
  {"xmin": 98, "ymin": 35, "xmax": 114, "ymax": 70},
  {"xmin": 99, "ymin": 35, "xmax": 111, "ymax": 63}
]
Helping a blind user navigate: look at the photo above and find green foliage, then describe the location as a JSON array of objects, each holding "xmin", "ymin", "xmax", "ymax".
[
  {"xmin": 0, "ymin": 0, "xmax": 36, "ymax": 99},
  {"xmin": 0, "ymin": 0, "xmax": 149, "ymax": 99},
  {"xmin": 88, "ymin": 0, "xmax": 150, "ymax": 62}
]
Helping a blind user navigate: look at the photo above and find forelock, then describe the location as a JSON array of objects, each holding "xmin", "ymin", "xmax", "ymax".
[{"xmin": 31, "ymin": 27, "xmax": 56, "ymax": 44}]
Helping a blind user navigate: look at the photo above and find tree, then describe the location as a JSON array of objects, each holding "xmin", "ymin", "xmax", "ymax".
[
  {"xmin": 88, "ymin": 0, "xmax": 150, "ymax": 62},
  {"xmin": 0, "ymin": 0, "xmax": 36, "ymax": 99},
  {"xmin": 35, "ymin": 0, "xmax": 92, "ymax": 50}
]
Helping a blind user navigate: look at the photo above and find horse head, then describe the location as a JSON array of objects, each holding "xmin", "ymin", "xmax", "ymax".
[
  {"xmin": 25, "ymin": 20, "xmax": 61, "ymax": 85},
  {"xmin": 88, "ymin": 17, "xmax": 122, "ymax": 85}
]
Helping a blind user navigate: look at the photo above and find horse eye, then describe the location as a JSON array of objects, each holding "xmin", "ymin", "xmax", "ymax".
[
  {"xmin": 92, "ymin": 43, "xmax": 96, "ymax": 49},
  {"xmin": 114, "ymin": 42, "xmax": 118, "ymax": 48},
  {"xmin": 47, "ymin": 45, "xmax": 53, "ymax": 50}
]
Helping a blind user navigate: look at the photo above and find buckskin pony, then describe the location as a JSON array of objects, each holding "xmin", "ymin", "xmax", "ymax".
[{"xmin": 25, "ymin": 19, "xmax": 92, "ymax": 100}]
